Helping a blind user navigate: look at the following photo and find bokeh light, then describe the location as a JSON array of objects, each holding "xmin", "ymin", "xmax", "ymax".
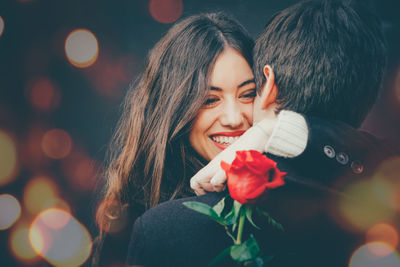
[
  {"xmin": 0, "ymin": 194, "xmax": 21, "ymax": 230},
  {"xmin": 366, "ymin": 223, "xmax": 399, "ymax": 254},
  {"xmin": 26, "ymin": 77, "xmax": 61, "ymax": 112},
  {"xmin": 65, "ymin": 29, "xmax": 99, "ymax": 68},
  {"xmin": 149, "ymin": 0, "xmax": 183, "ymax": 24},
  {"xmin": 85, "ymin": 53, "xmax": 134, "ymax": 100},
  {"xmin": 0, "ymin": 16, "xmax": 4, "ymax": 37},
  {"xmin": 349, "ymin": 242, "xmax": 400, "ymax": 267},
  {"xmin": 9, "ymin": 223, "xmax": 40, "ymax": 263},
  {"xmin": 0, "ymin": 130, "xmax": 18, "ymax": 186},
  {"xmin": 29, "ymin": 208, "xmax": 92, "ymax": 267},
  {"xmin": 334, "ymin": 179, "xmax": 395, "ymax": 232},
  {"xmin": 372, "ymin": 157, "xmax": 400, "ymax": 211},
  {"xmin": 394, "ymin": 68, "xmax": 400, "ymax": 104},
  {"xmin": 23, "ymin": 175, "xmax": 60, "ymax": 215},
  {"xmin": 62, "ymin": 149, "xmax": 101, "ymax": 192},
  {"xmin": 41, "ymin": 129, "xmax": 72, "ymax": 159},
  {"xmin": 20, "ymin": 125, "xmax": 48, "ymax": 171}
]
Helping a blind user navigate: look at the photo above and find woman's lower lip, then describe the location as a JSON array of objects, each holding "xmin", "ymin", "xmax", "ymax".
[{"xmin": 211, "ymin": 139, "xmax": 229, "ymax": 150}]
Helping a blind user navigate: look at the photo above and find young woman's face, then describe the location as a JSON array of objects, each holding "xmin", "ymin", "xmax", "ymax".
[{"xmin": 189, "ymin": 47, "xmax": 255, "ymax": 161}]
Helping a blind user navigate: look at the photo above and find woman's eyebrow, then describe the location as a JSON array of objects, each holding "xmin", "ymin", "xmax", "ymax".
[
  {"xmin": 238, "ymin": 79, "xmax": 255, "ymax": 88},
  {"xmin": 210, "ymin": 87, "xmax": 222, "ymax": 91},
  {"xmin": 210, "ymin": 79, "xmax": 255, "ymax": 91}
]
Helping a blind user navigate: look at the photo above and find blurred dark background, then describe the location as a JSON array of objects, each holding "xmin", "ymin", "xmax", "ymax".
[{"xmin": 0, "ymin": 0, "xmax": 399, "ymax": 266}]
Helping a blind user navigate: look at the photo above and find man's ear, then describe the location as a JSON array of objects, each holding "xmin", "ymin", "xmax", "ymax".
[{"xmin": 260, "ymin": 65, "xmax": 278, "ymax": 109}]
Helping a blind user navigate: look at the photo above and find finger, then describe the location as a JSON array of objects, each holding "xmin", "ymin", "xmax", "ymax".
[
  {"xmin": 210, "ymin": 170, "xmax": 227, "ymax": 186},
  {"xmin": 190, "ymin": 180, "xmax": 206, "ymax": 195},
  {"xmin": 194, "ymin": 188, "xmax": 207, "ymax": 196},
  {"xmin": 191, "ymin": 179, "xmax": 215, "ymax": 195},
  {"xmin": 212, "ymin": 183, "xmax": 225, "ymax": 192}
]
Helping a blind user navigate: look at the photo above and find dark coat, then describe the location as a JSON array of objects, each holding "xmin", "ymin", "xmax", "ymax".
[{"xmin": 126, "ymin": 117, "xmax": 396, "ymax": 267}]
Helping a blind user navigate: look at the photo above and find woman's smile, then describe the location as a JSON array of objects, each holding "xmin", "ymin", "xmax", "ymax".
[{"xmin": 209, "ymin": 130, "xmax": 246, "ymax": 150}]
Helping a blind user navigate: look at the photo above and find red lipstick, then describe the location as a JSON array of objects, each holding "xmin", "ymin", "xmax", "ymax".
[
  {"xmin": 210, "ymin": 130, "xmax": 246, "ymax": 137},
  {"xmin": 209, "ymin": 130, "xmax": 246, "ymax": 150}
]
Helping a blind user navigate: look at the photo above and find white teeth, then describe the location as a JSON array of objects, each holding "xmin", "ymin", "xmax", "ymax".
[{"xmin": 211, "ymin": 135, "xmax": 240, "ymax": 145}]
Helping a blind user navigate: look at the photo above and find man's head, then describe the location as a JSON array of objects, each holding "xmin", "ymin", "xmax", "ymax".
[{"xmin": 253, "ymin": 0, "xmax": 386, "ymax": 127}]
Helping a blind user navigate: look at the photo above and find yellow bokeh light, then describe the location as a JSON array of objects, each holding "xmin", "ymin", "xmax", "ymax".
[
  {"xmin": 23, "ymin": 175, "xmax": 59, "ymax": 215},
  {"xmin": 372, "ymin": 157, "xmax": 400, "ymax": 211},
  {"xmin": 29, "ymin": 217, "xmax": 52, "ymax": 255},
  {"xmin": 0, "ymin": 194, "xmax": 21, "ymax": 230},
  {"xmin": 41, "ymin": 129, "xmax": 72, "ymax": 159},
  {"xmin": 335, "ymin": 180, "xmax": 395, "ymax": 232},
  {"xmin": 9, "ymin": 224, "xmax": 39, "ymax": 263},
  {"xmin": 0, "ymin": 130, "xmax": 18, "ymax": 186},
  {"xmin": 366, "ymin": 223, "xmax": 399, "ymax": 253},
  {"xmin": 65, "ymin": 29, "xmax": 99, "ymax": 68},
  {"xmin": 0, "ymin": 16, "xmax": 4, "ymax": 37},
  {"xmin": 29, "ymin": 208, "xmax": 92, "ymax": 267},
  {"xmin": 349, "ymin": 242, "xmax": 400, "ymax": 267},
  {"xmin": 149, "ymin": 0, "xmax": 183, "ymax": 24}
]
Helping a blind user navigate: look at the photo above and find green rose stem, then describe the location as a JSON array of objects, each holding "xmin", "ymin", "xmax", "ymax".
[{"xmin": 235, "ymin": 207, "xmax": 246, "ymax": 244}]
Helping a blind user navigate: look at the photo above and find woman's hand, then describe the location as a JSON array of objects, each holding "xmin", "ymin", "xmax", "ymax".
[{"xmin": 190, "ymin": 118, "xmax": 277, "ymax": 195}]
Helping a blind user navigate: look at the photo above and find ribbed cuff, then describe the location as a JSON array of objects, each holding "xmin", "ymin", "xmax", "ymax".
[{"xmin": 265, "ymin": 110, "xmax": 308, "ymax": 158}]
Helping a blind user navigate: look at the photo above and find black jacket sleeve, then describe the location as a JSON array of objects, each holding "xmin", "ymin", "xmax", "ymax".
[{"xmin": 268, "ymin": 115, "xmax": 396, "ymax": 190}]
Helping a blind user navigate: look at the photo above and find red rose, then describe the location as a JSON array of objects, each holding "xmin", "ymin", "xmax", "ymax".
[{"xmin": 221, "ymin": 150, "xmax": 286, "ymax": 205}]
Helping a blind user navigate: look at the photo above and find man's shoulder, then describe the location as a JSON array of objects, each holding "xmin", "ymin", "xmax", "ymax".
[
  {"xmin": 127, "ymin": 192, "xmax": 231, "ymax": 267},
  {"xmin": 133, "ymin": 192, "xmax": 227, "ymax": 243},
  {"xmin": 140, "ymin": 192, "xmax": 224, "ymax": 221}
]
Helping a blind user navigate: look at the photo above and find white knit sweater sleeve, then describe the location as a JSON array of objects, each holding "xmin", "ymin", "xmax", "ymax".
[{"xmin": 264, "ymin": 110, "xmax": 308, "ymax": 158}]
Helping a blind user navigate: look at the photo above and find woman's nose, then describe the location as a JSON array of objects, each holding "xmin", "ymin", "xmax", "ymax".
[{"xmin": 219, "ymin": 100, "xmax": 244, "ymax": 128}]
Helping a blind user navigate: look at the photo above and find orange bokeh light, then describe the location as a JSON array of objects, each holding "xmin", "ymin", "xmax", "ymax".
[
  {"xmin": 366, "ymin": 223, "xmax": 399, "ymax": 253},
  {"xmin": 41, "ymin": 129, "xmax": 72, "ymax": 159},
  {"xmin": 20, "ymin": 125, "xmax": 48, "ymax": 171},
  {"xmin": 0, "ymin": 194, "xmax": 21, "ymax": 230},
  {"xmin": 149, "ymin": 0, "xmax": 183, "ymax": 24},
  {"xmin": 29, "ymin": 208, "xmax": 92, "ymax": 266},
  {"xmin": 62, "ymin": 149, "xmax": 101, "ymax": 192},
  {"xmin": 85, "ymin": 53, "xmax": 133, "ymax": 101},
  {"xmin": 0, "ymin": 16, "xmax": 4, "ymax": 37},
  {"xmin": 65, "ymin": 29, "xmax": 99, "ymax": 68},
  {"xmin": 27, "ymin": 77, "xmax": 61, "ymax": 112},
  {"xmin": 23, "ymin": 175, "xmax": 60, "ymax": 215},
  {"xmin": 0, "ymin": 130, "xmax": 18, "ymax": 186},
  {"xmin": 394, "ymin": 68, "xmax": 400, "ymax": 104},
  {"xmin": 9, "ymin": 224, "xmax": 40, "ymax": 263},
  {"xmin": 41, "ymin": 207, "xmax": 71, "ymax": 230}
]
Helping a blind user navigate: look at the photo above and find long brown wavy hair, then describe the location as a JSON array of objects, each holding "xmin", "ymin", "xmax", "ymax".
[{"xmin": 93, "ymin": 12, "xmax": 254, "ymax": 265}]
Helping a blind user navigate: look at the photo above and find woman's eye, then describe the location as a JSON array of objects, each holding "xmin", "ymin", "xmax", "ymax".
[
  {"xmin": 240, "ymin": 89, "xmax": 257, "ymax": 99},
  {"xmin": 203, "ymin": 97, "xmax": 220, "ymax": 107}
]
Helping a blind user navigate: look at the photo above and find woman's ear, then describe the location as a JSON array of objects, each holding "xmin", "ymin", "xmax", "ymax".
[{"xmin": 260, "ymin": 65, "xmax": 278, "ymax": 109}]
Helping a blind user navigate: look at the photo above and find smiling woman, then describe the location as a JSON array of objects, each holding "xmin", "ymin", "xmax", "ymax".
[
  {"xmin": 189, "ymin": 47, "xmax": 255, "ymax": 161},
  {"xmin": 93, "ymin": 12, "xmax": 254, "ymax": 266}
]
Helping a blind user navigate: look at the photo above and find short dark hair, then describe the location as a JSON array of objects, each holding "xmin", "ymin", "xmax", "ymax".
[{"xmin": 254, "ymin": 0, "xmax": 386, "ymax": 127}]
